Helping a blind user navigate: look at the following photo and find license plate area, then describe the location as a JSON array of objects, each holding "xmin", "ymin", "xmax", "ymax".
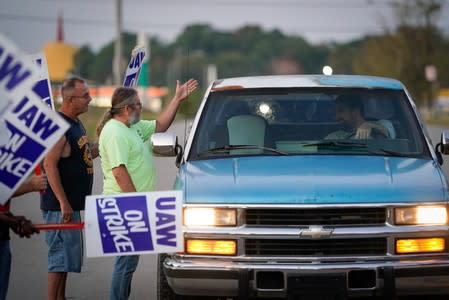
[{"xmin": 287, "ymin": 273, "xmax": 347, "ymax": 299}]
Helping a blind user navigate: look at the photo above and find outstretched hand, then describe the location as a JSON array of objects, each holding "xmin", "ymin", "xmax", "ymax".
[{"xmin": 174, "ymin": 79, "xmax": 198, "ymax": 103}]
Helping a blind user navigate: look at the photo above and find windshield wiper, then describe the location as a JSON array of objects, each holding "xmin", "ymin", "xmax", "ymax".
[
  {"xmin": 303, "ymin": 141, "xmax": 414, "ymax": 157},
  {"xmin": 197, "ymin": 145, "xmax": 288, "ymax": 157},
  {"xmin": 302, "ymin": 141, "xmax": 368, "ymax": 148},
  {"xmin": 368, "ymin": 148, "xmax": 415, "ymax": 157}
]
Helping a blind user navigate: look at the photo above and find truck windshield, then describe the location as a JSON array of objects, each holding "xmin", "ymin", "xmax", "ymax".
[{"xmin": 188, "ymin": 87, "xmax": 430, "ymax": 160}]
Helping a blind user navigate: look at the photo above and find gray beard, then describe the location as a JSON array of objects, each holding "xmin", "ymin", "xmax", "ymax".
[{"xmin": 128, "ymin": 113, "xmax": 139, "ymax": 125}]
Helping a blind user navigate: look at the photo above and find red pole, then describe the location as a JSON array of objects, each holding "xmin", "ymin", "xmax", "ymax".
[
  {"xmin": 34, "ymin": 222, "xmax": 84, "ymax": 231},
  {"xmin": 35, "ymin": 164, "xmax": 45, "ymax": 195}
]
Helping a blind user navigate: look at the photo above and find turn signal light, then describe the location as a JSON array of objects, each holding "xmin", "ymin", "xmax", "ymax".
[
  {"xmin": 185, "ymin": 239, "xmax": 236, "ymax": 256},
  {"xmin": 396, "ymin": 238, "xmax": 445, "ymax": 254}
]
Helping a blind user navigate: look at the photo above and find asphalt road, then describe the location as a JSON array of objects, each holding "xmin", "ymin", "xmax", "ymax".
[{"xmin": 7, "ymin": 122, "xmax": 449, "ymax": 300}]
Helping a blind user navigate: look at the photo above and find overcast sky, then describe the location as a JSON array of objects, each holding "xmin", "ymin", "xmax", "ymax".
[{"xmin": 1, "ymin": 0, "xmax": 448, "ymax": 54}]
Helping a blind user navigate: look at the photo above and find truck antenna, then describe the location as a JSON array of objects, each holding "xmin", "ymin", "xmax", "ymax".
[{"xmin": 183, "ymin": 48, "xmax": 190, "ymax": 148}]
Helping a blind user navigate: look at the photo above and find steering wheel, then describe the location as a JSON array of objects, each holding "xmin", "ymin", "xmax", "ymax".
[
  {"xmin": 346, "ymin": 127, "xmax": 388, "ymax": 139},
  {"xmin": 370, "ymin": 127, "xmax": 389, "ymax": 139}
]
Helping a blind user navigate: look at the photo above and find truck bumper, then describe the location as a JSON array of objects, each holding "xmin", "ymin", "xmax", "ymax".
[{"xmin": 164, "ymin": 257, "xmax": 449, "ymax": 298}]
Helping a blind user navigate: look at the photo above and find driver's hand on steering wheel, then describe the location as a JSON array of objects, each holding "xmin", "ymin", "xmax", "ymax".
[{"xmin": 355, "ymin": 122, "xmax": 373, "ymax": 139}]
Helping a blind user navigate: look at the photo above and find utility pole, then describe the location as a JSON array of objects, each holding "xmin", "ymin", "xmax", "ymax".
[
  {"xmin": 113, "ymin": 0, "xmax": 122, "ymax": 86},
  {"xmin": 423, "ymin": 1, "xmax": 440, "ymax": 110}
]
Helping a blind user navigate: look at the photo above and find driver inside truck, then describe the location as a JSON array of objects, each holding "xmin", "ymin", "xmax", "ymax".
[{"xmin": 325, "ymin": 93, "xmax": 395, "ymax": 139}]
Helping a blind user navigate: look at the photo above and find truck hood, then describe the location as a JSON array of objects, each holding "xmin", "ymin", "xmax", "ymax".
[{"xmin": 177, "ymin": 156, "xmax": 447, "ymax": 204}]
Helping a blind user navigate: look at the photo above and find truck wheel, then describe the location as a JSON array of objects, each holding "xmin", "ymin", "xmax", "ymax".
[{"xmin": 157, "ymin": 254, "xmax": 179, "ymax": 300}]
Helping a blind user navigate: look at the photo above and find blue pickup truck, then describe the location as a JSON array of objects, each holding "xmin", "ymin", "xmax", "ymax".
[{"xmin": 152, "ymin": 75, "xmax": 449, "ymax": 299}]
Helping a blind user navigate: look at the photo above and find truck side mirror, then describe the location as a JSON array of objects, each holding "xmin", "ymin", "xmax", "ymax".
[
  {"xmin": 440, "ymin": 131, "xmax": 449, "ymax": 155},
  {"xmin": 435, "ymin": 131, "xmax": 449, "ymax": 165},
  {"xmin": 151, "ymin": 132, "xmax": 184, "ymax": 167},
  {"xmin": 151, "ymin": 132, "xmax": 179, "ymax": 157}
]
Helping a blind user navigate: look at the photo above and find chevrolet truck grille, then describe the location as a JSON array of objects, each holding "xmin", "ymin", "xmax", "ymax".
[
  {"xmin": 245, "ymin": 238, "xmax": 387, "ymax": 256},
  {"xmin": 246, "ymin": 207, "xmax": 386, "ymax": 226}
]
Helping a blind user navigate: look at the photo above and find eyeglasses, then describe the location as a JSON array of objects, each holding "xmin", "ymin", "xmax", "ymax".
[
  {"xmin": 71, "ymin": 93, "xmax": 91, "ymax": 100},
  {"xmin": 128, "ymin": 102, "xmax": 142, "ymax": 109}
]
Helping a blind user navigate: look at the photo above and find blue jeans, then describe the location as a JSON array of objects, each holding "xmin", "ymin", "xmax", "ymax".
[
  {"xmin": 0, "ymin": 240, "xmax": 11, "ymax": 300},
  {"xmin": 110, "ymin": 255, "xmax": 139, "ymax": 300}
]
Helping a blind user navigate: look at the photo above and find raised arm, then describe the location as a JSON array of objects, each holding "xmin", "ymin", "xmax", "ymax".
[{"xmin": 155, "ymin": 79, "xmax": 198, "ymax": 133}]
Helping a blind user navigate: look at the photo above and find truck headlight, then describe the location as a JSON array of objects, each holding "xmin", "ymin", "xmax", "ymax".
[
  {"xmin": 395, "ymin": 206, "xmax": 448, "ymax": 225},
  {"xmin": 183, "ymin": 208, "xmax": 237, "ymax": 227}
]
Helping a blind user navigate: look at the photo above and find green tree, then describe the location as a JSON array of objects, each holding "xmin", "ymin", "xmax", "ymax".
[
  {"xmin": 70, "ymin": 1, "xmax": 449, "ymax": 113},
  {"xmin": 327, "ymin": 39, "xmax": 365, "ymax": 75},
  {"xmin": 215, "ymin": 51, "xmax": 251, "ymax": 78},
  {"xmin": 352, "ymin": 0, "xmax": 445, "ymax": 106},
  {"xmin": 88, "ymin": 44, "xmax": 113, "ymax": 84},
  {"xmin": 146, "ymin": 36, "xmax": 173, "ymax": 86},
  {"xmin": 84, "ymin": 32, "xmax": 137, "ymax": 84},
  {"xmin": 72, "ymin": 46, "xmax": 95, "ymax": 79}
]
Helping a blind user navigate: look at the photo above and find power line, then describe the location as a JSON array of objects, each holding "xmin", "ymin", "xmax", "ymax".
[
  {"xmin": 0, "ymin": 12, "xmax": 391, "ymax": 34},
  {"xmin": 37, "ymin": 0, "xmax": 396, "ymax": 6},
  {"xmin": 0, "ymin": 13, "xmax": 177, "ymax": 29}
]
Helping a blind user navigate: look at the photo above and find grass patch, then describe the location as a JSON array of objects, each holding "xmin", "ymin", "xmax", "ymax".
[{"xmin": 424, "ymin": 114, "xmax": 449, "ymax": 128}]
